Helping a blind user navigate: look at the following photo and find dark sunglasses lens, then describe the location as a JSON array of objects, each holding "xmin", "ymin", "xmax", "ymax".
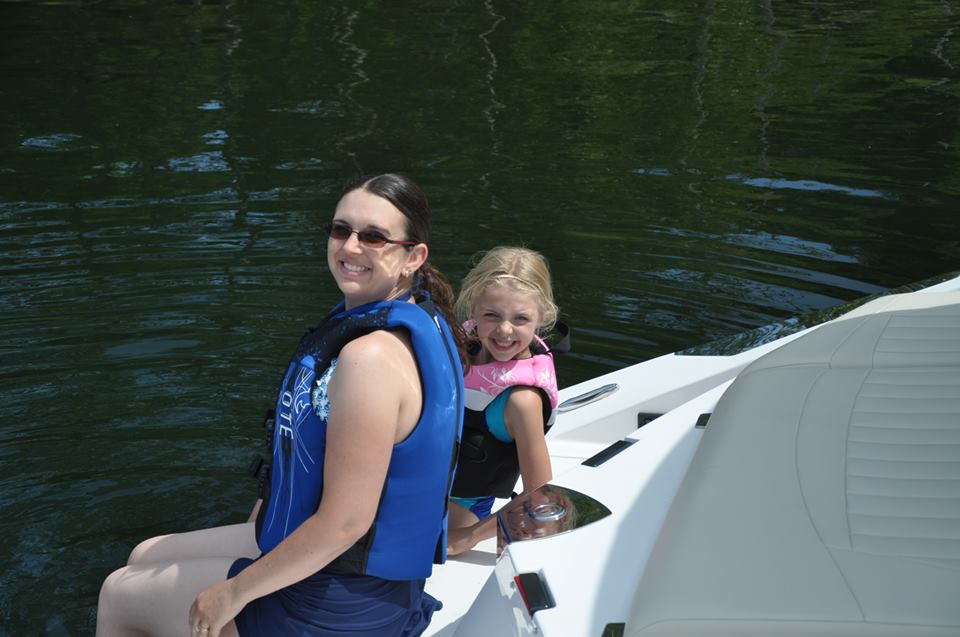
[
  {"xmin": 325, "ymin": 223, "xmax": 395, "ymax": 247},
  {"xmin": 357, "ymin": 230, "xmax": 388, "ymax": 247},
  {"xmin": 328, "ymin": 223, "xmax": 357, "ymax": 241}
]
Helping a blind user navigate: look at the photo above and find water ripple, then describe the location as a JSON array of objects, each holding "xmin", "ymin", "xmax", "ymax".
[
  {"xmin": 19, "ymin": 133, "xmax": 86, "ymax": 151},
  {"xmin": 725, "ymin": 173, "xmax": 892, "ymax": 199},
  {"xmin": 159, "ymin": 151, "xmax": 231, "ymax": 173},
  {"xmin": 197, "ymin": 100, "xmax": 224, "ymax": 111},
  {"xmin": 726, "ymin": 231, "xmax": 859, "ymax": 263}
]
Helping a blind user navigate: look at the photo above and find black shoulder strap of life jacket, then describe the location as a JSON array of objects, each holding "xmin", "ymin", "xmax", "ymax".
[
  {"xmin": 247, "ymin": 409, "xmax": 276, "ymax": 498},
  {"xmin": 548, "ymin": 320, "xmax": 572, "ymax": 354}
]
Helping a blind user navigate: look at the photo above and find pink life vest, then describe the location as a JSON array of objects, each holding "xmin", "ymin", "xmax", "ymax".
[
  {"xmin": 460, "ymin": 319, "xmax": 559, "ymax": 410},
  {"xmin": 462, "ymin": 337, "xmax": 559, "ymax": 410}
]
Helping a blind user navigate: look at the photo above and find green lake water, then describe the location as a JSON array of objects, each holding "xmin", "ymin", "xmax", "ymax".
[{"xmin": 0, "ymin": 1, "xmax": 957, "ymax": 633}]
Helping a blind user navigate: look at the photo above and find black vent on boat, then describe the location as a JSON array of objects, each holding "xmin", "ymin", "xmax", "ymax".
[
  {"xmin": 695, "ymin": 413, "xmax": 712, "ymax": 428},
  {"xmin": 637, "ymin": 412, "xmax": 662, "ymax": 428},
  {"xmin": 601, "ymin": 623, "xmax": 625, "ymax": 637},
  {"xmin": 582, "ymin": 439, "xmax": 636, "ymax": 467}
]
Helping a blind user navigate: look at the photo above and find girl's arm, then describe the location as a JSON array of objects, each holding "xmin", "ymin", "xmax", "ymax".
[
  {"xmin": 447, "ymin": 387, "xmax": 552, "ymax": 555},
  {"xmin": 506, "ymin": 386, "xmax": 553, "ymax": 492},
  {"xmin": 190, "ymin": 331, "xmax": 417, "ymax": 636}
]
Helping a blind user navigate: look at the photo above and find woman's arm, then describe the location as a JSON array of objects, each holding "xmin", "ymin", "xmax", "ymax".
[
  {"xmin": 190, "ymin": 331, "xmax": 419, "ymax": 635},
  {"xmin": 447, "ymin": 387, "xmax": 552, "ymax": 555}
]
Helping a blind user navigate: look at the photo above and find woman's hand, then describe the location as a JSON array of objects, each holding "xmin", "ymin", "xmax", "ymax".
[{"xmin": 188, "ymin": 578, "xmax": 243, "ymax": 637}]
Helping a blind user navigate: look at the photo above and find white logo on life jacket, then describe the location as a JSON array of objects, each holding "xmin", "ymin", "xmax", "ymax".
[
  {"xmin": 276, "ymin": 366, "xmax": 317, "ymax": 472},
  {"xmin": 277, "ymin": 389, "xmax": 294, "ymax": 438}
]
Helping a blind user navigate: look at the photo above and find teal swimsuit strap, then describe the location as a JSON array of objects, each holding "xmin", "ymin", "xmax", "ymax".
[
  {"xmin": 485, "ymin": 387, "xmax": 515, "ymax": 443},
  {"xmin": 451, "ymin": 495, "xmax": 484, "ymax": 508}
]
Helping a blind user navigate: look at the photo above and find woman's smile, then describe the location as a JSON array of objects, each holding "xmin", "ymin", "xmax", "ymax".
[
  {"xmin": 327, "ymin": 189, "xmax": 423, "ymax": 309},
  {"xmin": 339, "ymin": 261, "xmax": 370, "ymax": 275}
]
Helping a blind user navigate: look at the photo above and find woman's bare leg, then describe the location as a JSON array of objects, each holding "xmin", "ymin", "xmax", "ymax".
[
  {"xmin": 127, "ymin": 523, "xmax": 259, "ymax": 565},
  {"xmin": 97, "ymin": 556, "xmax": 240, "ymax": 637},
  {"xmin": 97, "ymin": 524, "xmax": 259, "ymax": 636}
]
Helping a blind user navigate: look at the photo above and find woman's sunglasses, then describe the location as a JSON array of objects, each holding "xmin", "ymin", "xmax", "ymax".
[{"xmin": 323, "ymin": 222, "xmax": 418, "ymax": 248}]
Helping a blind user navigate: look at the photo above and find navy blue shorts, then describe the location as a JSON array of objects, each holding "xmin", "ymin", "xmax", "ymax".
[{"xmin": 228, "ymin": 558, "xmax": 441, "ymax": 636}]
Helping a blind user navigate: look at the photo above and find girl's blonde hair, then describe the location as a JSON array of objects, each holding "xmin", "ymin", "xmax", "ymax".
[{"xmin": 455, "ymin": 246, "xmax": 558, "ymax": 334}]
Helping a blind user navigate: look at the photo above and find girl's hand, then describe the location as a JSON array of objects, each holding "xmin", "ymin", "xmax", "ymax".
[{"xmin": 188, "ymin": 579, "xmax": 243, "ymax": 637}]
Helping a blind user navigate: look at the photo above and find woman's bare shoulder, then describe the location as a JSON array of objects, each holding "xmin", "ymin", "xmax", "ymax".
[
  {"xmin": 339, "ymin": 329, "xmax": 412, "ymax": 357},
  {"xmin": 336, "ymin": 330, "xmax": 417, "ymax": 377}
]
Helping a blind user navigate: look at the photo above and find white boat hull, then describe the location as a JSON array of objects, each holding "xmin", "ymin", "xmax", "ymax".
[{"xmin": 425, "ymin": 274, "xmax": 960, "ymax": 637}]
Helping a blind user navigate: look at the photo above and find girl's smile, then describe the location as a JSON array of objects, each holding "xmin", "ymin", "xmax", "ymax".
[{"xmin": 473, "ymin": 284, "xmax": 543, "ymax": 363}]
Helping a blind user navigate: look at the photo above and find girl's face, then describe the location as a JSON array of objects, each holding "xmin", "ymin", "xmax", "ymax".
[
  {"xmin": 472, "ymin": 284, "xmax": 542, "ymax": 362},
  {"xmin": 327, "ymin": 189, "xmax": 426, "ymax": 309}
]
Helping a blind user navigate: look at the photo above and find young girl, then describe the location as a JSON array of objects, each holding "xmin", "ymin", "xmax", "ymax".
[{"xmin": 447, "ymin": 246, "xmax": 559, "ymax": 555}]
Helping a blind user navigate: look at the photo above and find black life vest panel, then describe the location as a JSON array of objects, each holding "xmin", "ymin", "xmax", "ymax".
[{"xmin": 450, "ymin": 339, "xmax": 557, "ymax": 499}]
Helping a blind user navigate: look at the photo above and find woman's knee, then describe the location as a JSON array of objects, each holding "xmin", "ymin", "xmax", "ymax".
[
  {"xmin": 97, "ymin": 566, "xmax": 133, "ymax": 633},
  {"xmin": 99, "ymin": 565, "xmax": 123, "ymax": 603},
  {"xmin": 126, "ymin": 535, "xmax": 164, "ymax": 565}
]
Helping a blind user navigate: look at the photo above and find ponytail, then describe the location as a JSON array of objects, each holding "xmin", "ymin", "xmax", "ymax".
[{"xmin": 416, "ymin": 262, "xmax": 469, "ymax": 368}]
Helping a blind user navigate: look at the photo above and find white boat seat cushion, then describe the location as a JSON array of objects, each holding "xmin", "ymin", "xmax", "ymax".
[{"xmin": 627, "ymin": 292, "xmax": 960, "ymax": 637}]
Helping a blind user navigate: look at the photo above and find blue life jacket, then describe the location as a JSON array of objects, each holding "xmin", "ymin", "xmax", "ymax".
[{"xmin": 255, "ymin": 295, "xmax": 463, "ymax": 580}]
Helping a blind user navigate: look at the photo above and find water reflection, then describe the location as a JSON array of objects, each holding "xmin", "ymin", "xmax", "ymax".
[
  {"xmin": 632, "ymin": 167, "xmax": 674, "ymax": 176},
  {"xmin": 725, "ymin": 231, "xmax": 859, "ymax": 263},
  {"xmin": 725, "ymin": 173, "xmax": 891, "ymax": 199},
  {"xmin": 496, "ymin": 484, "xmax": 612, "ymax": 554},
  {"xmin": 197, "ymin": 100, "xmax": 224, "ymax": 111},
  {"xmin": 634, "ymin": 166, "xmax": 892, "ymax": 200},
  {"xmin": 202, "ymin": 130, "xmax": 229, "ymax": 146},
  {"xmin": 20, "ymin": 133, "xmax": 86, "ymax": 151},
  {"xmin": 160, "ymin": 151, "xmax": 231, "ymax": 173},
  {"xmin": 680, "ymin": 270, "xmax": 960, "ymax": 356}
]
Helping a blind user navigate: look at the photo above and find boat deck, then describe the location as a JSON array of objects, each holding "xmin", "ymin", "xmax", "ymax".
[{"xmin": 627, "ymin": 292, "xmax": 960, "ymax": 636}]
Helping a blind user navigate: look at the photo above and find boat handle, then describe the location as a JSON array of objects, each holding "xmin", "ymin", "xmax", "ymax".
[{"xmin": 557, "ymin": 383, "xmax": 619, "ymax": 413}]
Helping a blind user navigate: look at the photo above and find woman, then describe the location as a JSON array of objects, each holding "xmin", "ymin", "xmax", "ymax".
[{"xmin": 97, "ymin": 173, "xmax": 466, "ymax": 637}]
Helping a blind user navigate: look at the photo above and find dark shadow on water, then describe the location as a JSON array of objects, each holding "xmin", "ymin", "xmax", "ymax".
[{"xmin": 679, "ymin": 270, "xmax": 960, "ymax": 356}]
